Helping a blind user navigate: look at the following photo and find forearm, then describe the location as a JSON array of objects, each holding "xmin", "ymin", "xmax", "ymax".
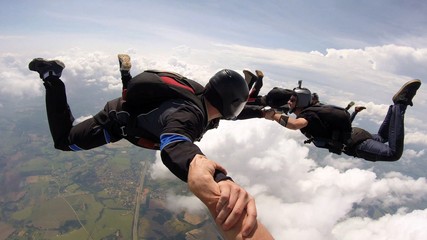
[
  {"xmin": 266, "ymin": 111, "xmax": 304, "ymax": 130},
  {"xmin": 161, "ymin": 141, "xmax": 229, "ymax": 182},
  {"xmin": 161, "ymin": 141, "xmax": 202, "ymax": 182},
  {"xmin": 270, "ymin": 113, "xmax": 294, "ymax": 129},
  {"xmin": 236, "ymin": 105, "xmax": 264, "ymax": 120}
]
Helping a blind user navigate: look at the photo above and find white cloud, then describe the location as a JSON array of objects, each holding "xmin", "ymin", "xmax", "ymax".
[
  {"xmin": 365, "ymin": 172, "xmax": 427, "ymax": 207},
  {"xmin": 2, "ymin": 43, "xmax": 427, "ymax": 240},
  {"xmin": 405, "ymin": 132, "xmax": 427, "ymax": 146},
  {"xmin": 150, "ymin": 152, "xmax": 176, "ymax": 180},
  {"xmin": 332, "ymin": 209, "xmax": 427, "ymax": 240},
  {"xmin": 404, "ymin": 149, "xmax": 425, "ymax": 159},
  {"xmin": 0, "ymin": 54, "xmax": 44, "ymax": 98},
  {"xmin": 195, "ymin": 119, "xmax": 427, "ymax": 240},
  {"xmin": 165, "ymin": 192, "xmax": 206, "ymax": 215},
  {"xmin": 74, "ymin": 115, "xmax": 92, "ymax": 124}
]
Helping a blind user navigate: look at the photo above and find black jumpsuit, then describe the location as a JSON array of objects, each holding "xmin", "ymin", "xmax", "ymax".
[
  {"xmin": 297, "ymin": 104, "xmax": 408, "ymax": 162},
  {"xmin": 42, "ymin": 73, "xmax": 225, "ymax": 182}
]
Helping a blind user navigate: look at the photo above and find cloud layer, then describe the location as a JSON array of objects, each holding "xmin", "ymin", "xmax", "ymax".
[
  {"xmin": 2, "ymin": 43, "xmax": 427, "ymax": 240},
  {"xmin": 155, "ymin": 119, "xmax": 427, "ymax": 240}
]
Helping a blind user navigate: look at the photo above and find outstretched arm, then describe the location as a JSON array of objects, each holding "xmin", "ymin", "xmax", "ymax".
[
  {"xmin": 188, "ymin": 154, "xmax": 274, "ymax": 240},
  {"xmin": 264, "ymin": 110, "xmax": 308, "ymax": 130}
]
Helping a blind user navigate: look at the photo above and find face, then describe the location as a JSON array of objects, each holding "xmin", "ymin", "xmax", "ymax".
[{"xmin": 288, "ymin": 95, "xmax": 297, "ymax": 110}]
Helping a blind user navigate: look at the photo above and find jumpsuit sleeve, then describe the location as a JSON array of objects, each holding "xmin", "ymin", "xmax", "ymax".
[
  {"xmin": 236, "ymin": 105, "xmax": 264, "ymax": 120},
  {"xmin": 159, "ymin": 104, "xmax": 230, "ymax": 182}
]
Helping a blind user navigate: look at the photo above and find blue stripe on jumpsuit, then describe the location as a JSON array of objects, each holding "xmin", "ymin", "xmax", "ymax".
[
  {"xmin": 160, "ymin": 134, "xmax": 191, "ymax": 150},
  {"xmin": 68, "ymin": 128, "xmax": 112, "ymax": 151}
]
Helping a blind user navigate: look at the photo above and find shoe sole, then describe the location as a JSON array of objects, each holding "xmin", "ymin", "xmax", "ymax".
[
  {"xmin": 28, "ymin": 58, "xmax": 46, "ymax": 71},
  {"xmin": 243, "ymin": 70, "xmax": 257, "ymax": 85},
  {"xmin": 392, "ymin": 79, "xmax": 421, "ymax": 104},
  {"xmin": 118, "ymin": 54, "xmax": 131, "ymax": 71},
  {"xmin": 29, "ymin": 58, "xmax": 65, "ymax": 72}
]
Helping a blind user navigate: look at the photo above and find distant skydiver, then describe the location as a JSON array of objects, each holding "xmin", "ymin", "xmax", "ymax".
[
  {"xmin": 28, "ymin": 55, "xmax": 274, "ymax": 240},
  {"xmin": 263, "ymin": 78, "xmax": 422, "ymax": 162},
  {"xmin": 236, "ymin": 70, "xmax": 294, "ymax": 120},
  {"xmin": 236, "ymin": 70, "xmax": 365, "ymax": 121}
]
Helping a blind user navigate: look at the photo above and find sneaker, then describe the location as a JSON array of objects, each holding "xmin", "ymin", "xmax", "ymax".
[
  {"xmin": 29, "ymin": 58, "xmax": 65, "ymax": 79},
  {"xmin": 392, "ymin": 79, "xmax": 422, "ymax": 106},
  {"xmin": 118, "ymin": 54, "xmax": 131, "ymax": 71},
  {"xmin": 243, "ymin": 69, "xmax": 257, "ymax": 86},
  {"xmin": 345, "ymin": 101, "xmax": 355, "ymax": 110},
  {"xmin": 355, "ymin": 106, "xmax": 366, "ymax": 113}
]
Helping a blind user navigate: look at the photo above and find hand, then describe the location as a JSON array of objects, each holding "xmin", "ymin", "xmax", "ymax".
[
  {"xmin": 263, "ymin": 108, "xmax": 276, "ymax": 120},
  {"xmin": 217, "ymin": 180, "xmax": 257, "ymax": 237},
  {"xmin": 188, "ymin": 154, "xmax": 258, "ymax": 238},
  {"xmin": 188, "ymin": 155, "xmax": 227, "ymax": 206}
]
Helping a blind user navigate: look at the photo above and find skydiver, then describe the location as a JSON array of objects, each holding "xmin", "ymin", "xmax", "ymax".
[
  {"xmin": 28, "ymin": 56, "xmax": 274, "ymax": 240},
  {"xmin": 237, "ymin": 70, "xmax": 294, "ymax": 120},
  {"xmin": 264, "ymin": 79, "xmax": 422, "ymax": 162}
]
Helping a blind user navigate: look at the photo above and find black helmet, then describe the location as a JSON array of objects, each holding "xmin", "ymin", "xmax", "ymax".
[
  {"xmin": 204, "ymin": 69, "xmax": 249, "ymax": 120},
  {"xmin": 292, "ymin": 80, "xmax": 312, "ymax": 109},
  {"xmin": 266, "ymin": 87, "xmax": 294, "ymax": 108}
]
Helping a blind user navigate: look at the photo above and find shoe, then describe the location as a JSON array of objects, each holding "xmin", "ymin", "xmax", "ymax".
[
  {"xmin": 355, "ymin": 106, "xmax": 366, "ymax": 112},
  {"xmin": 392, "ymin": 79, "xmax": 422, "ymax": 106},
  {"xmin": 255, "ymin": 70, "xmax": 264, "ymax": 78},
  {"xmin": 345, "ymin": 101, "xmax": 355, "ymax": 110},
  {"xmin": 243, "ymin": 69, "xmax": 257, "ymax": 86},
  {"xmin": 118, "ymin": 54, "xmax": 131, "ymax": 71},
  {"xmin": 29, "ymin": 58, "xmax": 65, "ymax": 79}
]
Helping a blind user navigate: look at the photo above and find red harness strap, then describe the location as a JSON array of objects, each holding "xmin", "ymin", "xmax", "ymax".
[
  {"xmin": 159, "ymin": 76, "xmax": 195, "ymax": 94},
  {"xmin": 122, "ymin": 89, "xmax": 127, "ymax": 100},
  {"xmin": 137, "ymin": 138, "xmax": 160, "ymax": 150}
]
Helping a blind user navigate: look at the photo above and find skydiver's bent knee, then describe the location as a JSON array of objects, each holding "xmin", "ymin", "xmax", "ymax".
[
  {"xmin": 52, "ymin": 118, "xmax": 117, "ymax": 152},
  {"xmin": 352, "ymin": 139, "xmax": 403, "ymax": 162}
]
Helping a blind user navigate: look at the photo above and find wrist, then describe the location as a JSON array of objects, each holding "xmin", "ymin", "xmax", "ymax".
[
  {"xmin": 278, "ymin": 114, "xmax": 289, "ymax": 127},
  {"xmin": 273, "ymin": 113, "xmax": 281, "ymax": 122},
  {"xmin": 214, "ymin": 170, "xmax": 232, "ymax": 182}
]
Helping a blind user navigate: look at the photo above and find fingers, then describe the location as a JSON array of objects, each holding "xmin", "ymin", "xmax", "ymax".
[
  {"xmin": 188, "ymin": 155, "xmax": 228, "ymax": 202},
  {"xmin": 216, "ymin": 181, "xmax": 258, "ymax": 235},
  {"xmin": 215, "ymin": 182, "xmax": 230, "ymax": 214},
  {"xmin": 190, "ymin": 154, "xmax": 227, "ymax": 176},
  {"xmin": 216, "ymin": 182, "xmax": 240, "ymax": 228},
  {"xmin": 190, "ymin": 156, "xmax": 260, "ymax": 237},
  {"xmin": 242, "ymin": 198, "xmax": 258, "ymax": 237},
  {"xmin": 219, "ymin": 187, "xmax": 246, "ymax": 231}
]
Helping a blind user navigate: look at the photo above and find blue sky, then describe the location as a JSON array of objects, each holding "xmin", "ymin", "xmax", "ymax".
[
  {"xmin": 1, "ymin": 1, "xmax": 427, "ymax": 239},
  {"xmin": 1, "ymin": 0, "xmax": 426, "ymax": 53}
]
